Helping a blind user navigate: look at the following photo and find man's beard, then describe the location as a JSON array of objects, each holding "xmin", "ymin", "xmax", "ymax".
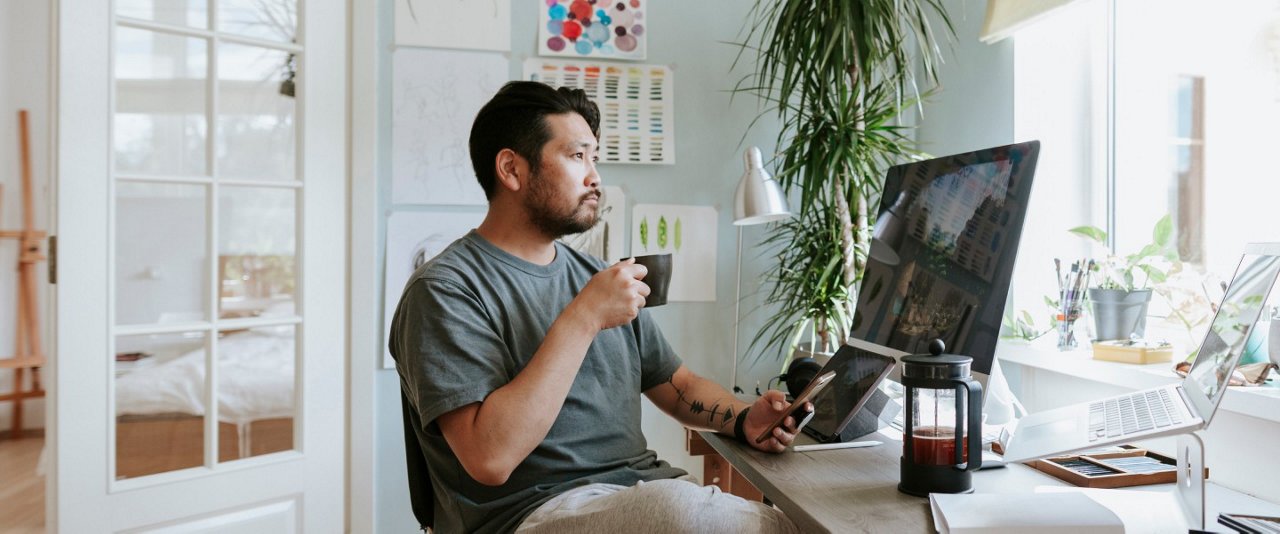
[{"xmin": 524, "ymin": 169, "xmax": 601, "ymax": 239}]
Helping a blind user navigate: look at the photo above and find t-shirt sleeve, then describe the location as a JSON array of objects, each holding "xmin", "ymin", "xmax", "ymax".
[
  {"xmin": 394, "ymin": 277, "xmax": 510, "ymax": 427},
  {"xmin": 635, "ymin": 308, "xmax": 682, "ymax": 392}
]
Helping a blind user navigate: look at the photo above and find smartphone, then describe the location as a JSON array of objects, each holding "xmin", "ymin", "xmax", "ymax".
[{"xmin": 754, "ymin": 370, "xmax": 836, "ymax": 444}]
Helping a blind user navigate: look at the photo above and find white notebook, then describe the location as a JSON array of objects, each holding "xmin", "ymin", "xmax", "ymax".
[{"xmin": 930, "ymin": 487, "xmax": 1187, "ymax": 533}]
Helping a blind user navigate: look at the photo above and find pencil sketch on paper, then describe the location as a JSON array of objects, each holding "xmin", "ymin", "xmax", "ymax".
[
  {"xmin": 382, "ymin": 210, "xmax": 485, "ymax": 367},
  {"xmin": 396, "ymin": 0, "xmax": 511, "ymax": 52},
  {"xmin": 562, "ymin": 186, "xmax": 626, "ymax": 263},
  {"xmin": 392, "ymin": 48, "xmax": 508, "ymax": 205}
]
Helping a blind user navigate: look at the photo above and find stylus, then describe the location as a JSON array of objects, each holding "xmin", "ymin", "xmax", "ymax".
[{"xmin": 792, "ymin": 440, "xmax": 883, "ymax": 452}]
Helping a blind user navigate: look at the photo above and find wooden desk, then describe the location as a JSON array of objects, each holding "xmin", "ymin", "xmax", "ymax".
[{"xmin": 694, "ymin": 429, "xmax": 1280, "ymax": 533}]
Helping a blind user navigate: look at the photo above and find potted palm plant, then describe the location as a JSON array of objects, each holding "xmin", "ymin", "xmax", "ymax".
[{"xmin": 736, "ymin": 1, "xmax": 955, "ymax": 372}]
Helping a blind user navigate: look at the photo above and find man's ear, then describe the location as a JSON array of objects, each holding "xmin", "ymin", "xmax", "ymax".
[{"xmin": 494, "ymin": 148, "xmax": 526, "ymax": 193}]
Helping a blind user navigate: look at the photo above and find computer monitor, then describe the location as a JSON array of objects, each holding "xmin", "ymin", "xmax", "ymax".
[{"xmin": 850, "ymin": 141, "xmax": 1040, "ymax": 375}]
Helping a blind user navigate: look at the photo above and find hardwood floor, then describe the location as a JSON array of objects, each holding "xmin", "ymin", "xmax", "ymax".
[{"xmin": 0, "ymin": 436, "xmax": 44, "ymax": 534}]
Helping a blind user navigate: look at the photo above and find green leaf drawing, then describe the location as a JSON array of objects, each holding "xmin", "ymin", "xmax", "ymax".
[
  {"xmin": 639, "ymin": 217, "xmax": 649, "ymax": 250},
  {"xmin": 674, "ymin": 218, "xmax": 683, "ymax": 251},
  {"xmin": 657, "ymin": 216, "xmax": 668, "ymax": 249}
]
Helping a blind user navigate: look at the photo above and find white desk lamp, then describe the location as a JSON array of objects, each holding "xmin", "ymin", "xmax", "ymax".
[{"xmin": 731, "ymin": 147, "xmax": 791, "ymax": 393}]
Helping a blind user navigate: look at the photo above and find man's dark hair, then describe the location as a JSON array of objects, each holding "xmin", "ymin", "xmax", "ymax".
[{"xmin": 469, "ymin": 81, "xmax": 601, "ymax": 200}]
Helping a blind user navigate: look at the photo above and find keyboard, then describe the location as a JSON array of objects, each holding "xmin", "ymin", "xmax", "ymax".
[{"xmin": 1087, "ymin": 388, "xmax": 1185, "ymax": 441}]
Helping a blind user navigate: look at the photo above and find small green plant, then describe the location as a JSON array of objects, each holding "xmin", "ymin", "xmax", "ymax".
[
  {"xmin": 1001, "ymin": 310, "xmax": 1050, "ymax": 341},
  {"xmin": 1000, "ymin": 295, "xmax": 1062, "ymax": 341},
  {"xmin": 1068, "ymin": 214, "xmax": 1179, "ymax": 291}
]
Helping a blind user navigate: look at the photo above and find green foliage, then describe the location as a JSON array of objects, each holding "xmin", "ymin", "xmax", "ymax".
[
  {"xmin": 734, "ymin": 0, "xmax": 954, "ymax": 363},
  {"xmin": 1069, "ymin": 215, "xmax": 1179, "ymax": 291},
  {"xmin": 750, "ymin": 201, "xmax": 854, "ymax": 364},
  {"xmin": 1000, "ymin": 296, "xmax": 1060, "ymax": 342}
]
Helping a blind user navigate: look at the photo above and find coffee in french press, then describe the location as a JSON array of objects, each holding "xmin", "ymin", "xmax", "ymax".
[{"xmin": 898, "ymin": 339, "xmax": 984, "ymax": 496}]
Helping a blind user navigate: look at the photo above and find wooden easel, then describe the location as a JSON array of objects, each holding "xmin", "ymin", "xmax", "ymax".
[{"xmin": 0, "ymin": 110, "xmax": 47, "ymax": 439}]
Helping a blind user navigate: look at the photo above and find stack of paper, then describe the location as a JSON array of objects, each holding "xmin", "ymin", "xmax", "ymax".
[{"xmin": 930, "ymin": 487, "xmax": 1187, "ymax": 533}]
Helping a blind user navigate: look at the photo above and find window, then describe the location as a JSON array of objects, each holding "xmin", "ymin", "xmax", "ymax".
[{"xmin": 1013, "ymin": 0, "xmax": 1280, "ymax": 345}]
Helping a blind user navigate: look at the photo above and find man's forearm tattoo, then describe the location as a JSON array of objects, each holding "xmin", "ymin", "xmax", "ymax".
[{"xmin": 665, "ymin": 377, "xmax": 736, "ymax": 430}]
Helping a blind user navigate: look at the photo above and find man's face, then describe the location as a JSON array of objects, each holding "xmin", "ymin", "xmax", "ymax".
[{"xmin": 523, "ymin": 113, "xmax": 602, "ymax": 238}]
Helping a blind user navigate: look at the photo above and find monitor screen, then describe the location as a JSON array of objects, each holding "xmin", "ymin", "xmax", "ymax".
[{"xmin": 850, "ymin": 141, "xmax": 1040, "ymax": 374}]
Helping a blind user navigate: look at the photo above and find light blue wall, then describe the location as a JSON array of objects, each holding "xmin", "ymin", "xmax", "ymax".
[
  {"xmin": 371, "ymin": 2, "xmax": 787, "ymax": 531},
  {"xmin": 915, "ymin": 0, "xmax": 1014, "ymax": 156}
]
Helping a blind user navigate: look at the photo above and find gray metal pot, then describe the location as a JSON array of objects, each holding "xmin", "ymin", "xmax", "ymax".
[{"xmin": 1089, "ymin": 288, "xmax": 1153, "ymax": 341}]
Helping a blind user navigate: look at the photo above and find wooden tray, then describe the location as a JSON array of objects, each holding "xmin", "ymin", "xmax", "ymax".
[{"xmin": 1030, "ymin": 445, "xmax": 1198, "ymax": 488}]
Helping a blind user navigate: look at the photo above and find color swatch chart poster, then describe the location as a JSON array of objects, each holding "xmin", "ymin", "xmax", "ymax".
[{"xmin": 525, "ymin": 59, "xmax": 674, "ymax": 165}]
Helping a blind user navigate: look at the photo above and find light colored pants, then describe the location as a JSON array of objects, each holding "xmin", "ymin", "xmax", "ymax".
[{"xmin": 515, "ymin": 476, "xmax": 800, "ymax": 534}]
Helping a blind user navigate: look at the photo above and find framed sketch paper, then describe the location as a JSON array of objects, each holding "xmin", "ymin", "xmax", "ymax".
[
  {"xmin": 382, "ymin": 210, "xmax": 485, "ymax": 367},
  {"xmin": 396, "ymin": 0, "xmax": 511, "ymax": 52},
  {"xmin": 539, "ymin": 0, "xmax": 646, "ymax": 60},
  {"xmin": 525, "ymin": 58, "xmax": 673, "ymax": 165},
  {"xmin": 630, "ymin": 204, "xmax": 716, "ymax": 302},
  {"xmin": 392, "ymin": 48, "xmax": 508, "ymax": 205},
  {"xmin": 562, "ymin": 186, "xmax": 626, "ymax": 263}
]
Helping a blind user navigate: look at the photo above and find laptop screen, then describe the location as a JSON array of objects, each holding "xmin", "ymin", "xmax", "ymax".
[{"xmin": 1186, "ymin": 252, "xmax": 1280, "ymax": 407}]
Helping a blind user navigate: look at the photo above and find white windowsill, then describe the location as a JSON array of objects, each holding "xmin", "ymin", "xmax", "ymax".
[{"xmin": 995, "ymin": 340, "xmax": 1280, "ymax": 424}]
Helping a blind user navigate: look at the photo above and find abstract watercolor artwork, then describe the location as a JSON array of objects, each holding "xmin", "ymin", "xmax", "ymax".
[
  {"xmin": 382, "ymin": 210, "xmax": 485, "ymax": 367},
  {"xmin": 562, "ymin": 186, "xmax": 627, "ymax": 263},
  {"xmin": 396, "ymin": 0, "xmax": 511, "ymax": 52},
  {"xmin": 630, "ymin": 204, "xmax": 717, "ymax": 302},
  {"xmin": 392, "ymin": 48, "xmax": 509, "ymax": 205},
  {"xmin": 538, "ymin": 0, "xmax": 647, "ymax": 60},
  {"xmin": 525, "ymin": 58, "xmax": 673, "ymax": 164}
]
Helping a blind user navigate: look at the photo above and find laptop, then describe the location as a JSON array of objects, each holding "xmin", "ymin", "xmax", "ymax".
[{"xmin": 1001, "ymin": 243, "xmax": 1280, "ymax": 463}]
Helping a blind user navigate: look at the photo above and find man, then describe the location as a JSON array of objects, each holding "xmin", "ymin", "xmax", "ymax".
[{"xmin": 390, "ymin": 81, "xmax": 803, "ymax": 533}]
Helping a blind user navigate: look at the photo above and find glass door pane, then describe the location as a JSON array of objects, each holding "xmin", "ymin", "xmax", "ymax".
[
  {"xmin": 218, "ymin": 0, "xmax": 296, "ymax": 43},
  {"xmin": 114, "ymin": 182, "xmax": 209, "ymax": 326},
  {"xmin": 216, "ymin": 325, "xmax": 296, "ymax": 460},
  {"xmin": 115, "ymin": 27, "xmax": 209, "ymax": 177},
  {"xmin": 116, "ymin": 0, "xmax": 209, "ymax": 29},
  {"xmin": 114, "ymin": 331, "xmax": 209, "ymax": 480},
  {"xmin": 217, "ymin": 43, "xmax": 297, "ymax": 181},
  {"xmin": 218, "ymin": 186, "xmax": 296, "ymax": 319}
]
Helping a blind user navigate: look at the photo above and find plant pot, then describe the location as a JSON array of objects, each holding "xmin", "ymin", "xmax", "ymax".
[
  {"xmin": 1089, "ymin": 288, "xmax": 1152, "ymax": 341},
  {"xmin": 793, "ymin": 341, "xmax": 835, "ymax": 367}
]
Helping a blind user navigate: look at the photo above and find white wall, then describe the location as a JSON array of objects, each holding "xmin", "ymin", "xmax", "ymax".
[
  {"xmin": 368, "ymin": 2, "xmax": 785, "ymax": 531},
  {"xmin": 916, "ymin": 0, "xmax": 1014, "ymax": 158},
  {"xmin": 0, "ymin": 0, "xmax": 51, "ymax": 433},
  {"xmin": 1008, "ymin": 0, "xmax": 1109, "ymax": 331}
]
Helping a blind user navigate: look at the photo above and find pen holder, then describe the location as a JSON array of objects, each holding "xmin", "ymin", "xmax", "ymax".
[{"xmin": 1057, "ymin": 295, "xmax": 1083, "ymax": 351}]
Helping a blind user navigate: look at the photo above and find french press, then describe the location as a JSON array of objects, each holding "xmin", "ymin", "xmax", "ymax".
[{"xmin": 898, "ymin": 339, "xmax": 983, "ymax": 496}]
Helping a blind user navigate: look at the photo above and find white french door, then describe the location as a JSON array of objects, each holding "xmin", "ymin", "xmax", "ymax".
[{"xmin": 53, "ymin": 0, "xmax": 345, "ymax": 531}]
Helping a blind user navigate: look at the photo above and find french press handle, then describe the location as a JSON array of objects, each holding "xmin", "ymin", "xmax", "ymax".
[{"xmin": 953, "ymin": 378, "xmax": 983, "ymax": 471}]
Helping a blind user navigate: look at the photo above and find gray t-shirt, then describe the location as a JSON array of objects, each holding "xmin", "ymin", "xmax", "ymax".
[{"xmin": 390, "ymin": 230, "xmax": 686, "ymax": 534}]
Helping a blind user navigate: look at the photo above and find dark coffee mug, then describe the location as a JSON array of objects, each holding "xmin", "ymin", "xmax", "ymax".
[{"xmin": 630, "ymin": 254, "xmax": 673, "ymax": 307}]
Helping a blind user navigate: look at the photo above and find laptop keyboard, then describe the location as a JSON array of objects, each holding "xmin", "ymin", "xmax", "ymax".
[{"xmin": 1087, "ymin": 389, "xmax": 1185, "ymax": 441}]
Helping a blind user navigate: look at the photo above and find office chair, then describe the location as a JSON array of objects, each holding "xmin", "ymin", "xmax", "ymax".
[{"xmin": 401, "ymin": 390, "xmax": 436, "ymax": 532}]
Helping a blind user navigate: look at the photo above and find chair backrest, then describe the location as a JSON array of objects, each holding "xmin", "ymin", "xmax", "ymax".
[{"xmin": 401, "ymin": 390, "xmax": 436, "ymax": 531}]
